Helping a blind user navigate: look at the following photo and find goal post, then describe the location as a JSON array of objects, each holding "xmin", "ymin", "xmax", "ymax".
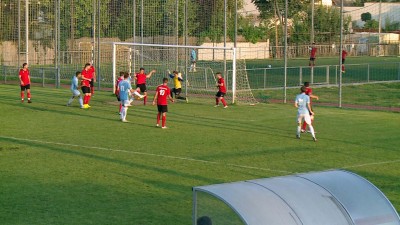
[{"xmin": 112, "ymin": 42, "xmax": 255, "ymax": 104}]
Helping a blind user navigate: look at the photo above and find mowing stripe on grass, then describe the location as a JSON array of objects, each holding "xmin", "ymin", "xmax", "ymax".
[{"xmin": 0, "ymin": 135, "xmax": 292, "ymax": 174}]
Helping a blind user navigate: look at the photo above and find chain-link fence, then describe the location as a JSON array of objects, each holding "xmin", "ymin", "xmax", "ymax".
[
  {"xmin": 0, "ymin": 0, "xmax": 237, "ymax": 88},
  {"xmin": 1, "ymin": 0, "xmax": 399, "ymax": 109}
]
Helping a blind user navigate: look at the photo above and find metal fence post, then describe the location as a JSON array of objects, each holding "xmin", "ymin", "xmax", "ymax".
[
  {"xmin": 205, "ymin": 69, "xmax": 208, "ymax": 89},
  {"xmin": 367, "ymin": 63, "xmax": 370, "ymax": 83},
  {"xmin": 326, "ymin": 65, "xmax": 329, "ymax": 84},
  {"xmin": 264, "ymin": 68, "xmax": 266, "ymax": 89},
  {"xmin": 40, "ymin": 68, "xmax": 45, "ymax": 87},
  {"xmin": 56, "ymin": 67, "xmax": 61, "ymax": 88},
  {"xmin": 398, "ymin": 62, "xmax": 400, "ymax": 80},
  {"xmin": 3, "ymin": 66, "xmax": 6, "ymax": 83},
  {"xmin": 311, "ymin": 67, "xmax": 314, "ymax": 84},
  {"xmin": 335, "ymin": 65, "xmax": 338, "ymax": 85},
  {"xmin": 299, "ymin": 66, "xmax": 302, "ymax": 85}
]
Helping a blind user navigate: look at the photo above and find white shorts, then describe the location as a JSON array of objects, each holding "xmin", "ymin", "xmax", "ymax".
[
  {"xmin": 71, "ymin": 89, "xmax": 80, "ymax": 97},
  {"xmin": 297, "ymin": 113, "xmax": 312, "ymax": 125},
  {"xmin": 121, "ymin": 100, "xmax": 130, "ymax": 107}
]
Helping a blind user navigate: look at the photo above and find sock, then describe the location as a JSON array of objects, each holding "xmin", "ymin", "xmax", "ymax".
[
  {"xmin": 221, "ymin": 98, "xmax": 227, "ymax": 107},
  {"xmin": 27, "ymin": 92, "xmax": 31, "ymax": 100},
  {"xmin": 297, "ymin": 126, "xmax": 301, "ymax": 136},
  {"xmin": 302, "ymin": 121, "xmax": 307, "ymax": 131},
  {"xmin": 21, "ymin": 92, "xmax": 24, "ymax": 100},
  {"xmin": 124, "ymin": 107, "xmax": 128, "ymax": 120},
  {"xmin": 121, "ymin": 107, "xmax": 127, "ymax": 120},
  {"xmin": 87, "ymin": 95, "xmax": 91, "ymax": 105},
  {"xmin": 144, "ymin": 96, "xmax": 147, "ymax": 105},
  {"xmin": 162, "ymin": 115, "xmax": 166, "ymax": 127},
  {"xmin": 157, "ymin": 113, "xmax": 161, "ymax": 125},
  {"xmin": 342, "ymin": 65, "xmax": 345, "ymax": 71},
  {"xmin": 83, "ymin": 95, "xmax": 88, "ymax": 104},
  {"xmin": 91, "ymin": 86, "xmax": 94, "ymax": 95},
  {"xmin": 308, "ymin": 124, "xmax": 316, "ymax": 138},
  {"xmin": 216, "ymin": 98, "xmax": 219, "ymax": 105},
  {"xmin": 119, "ymin": 104, "xmax": 122, "ymax": 113},
  {"xmin": 79, "ymin": 96, "xmax": 83, "ymax": 107},
  {"xmin": 68, "ymin": 97, "xmax": 74, "ymax": 105}
]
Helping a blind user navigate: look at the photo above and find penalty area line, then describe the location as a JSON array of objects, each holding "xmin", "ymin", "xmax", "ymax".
[
  {"xmin": 341, "ymin": 159, "xmax": 400, "ymax": 169},
  {"xmin": 0, "ymin": 135, "xmax": 290, "ymax": 174}
]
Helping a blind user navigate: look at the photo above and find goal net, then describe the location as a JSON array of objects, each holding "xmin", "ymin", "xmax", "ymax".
[{"xmin": 111, "ymin": 42, "xmax": 256, "ymax": 104}]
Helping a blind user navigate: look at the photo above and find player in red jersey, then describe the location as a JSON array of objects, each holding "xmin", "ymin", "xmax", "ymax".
[
  {"xmin": 153, "ymin": 78, "xmax": 174, "ymax": 129},
  {"xmin": 341, "ymin": 49, "xmax": 347, "ymax": 73},
  {"xmin": 115, "ymin": 72, "xmax": 125, "ymax": 114},
  {"xmin": 89, "ymin": 63, "xmax": 96, "ymax": 95},
  {"xmin": 19, "ymin": 63, "xmax": 32, "ymax": 103},
  {"xmin": 135, "ymin": 67, "xmax": 156, "ymax": 105},
  {"xmin": 214, "ymin": 72, "xmax": 228, "ymax": 108},
  {"xmin": 301, "ymin": 82, "xmax": 319, "ymax": 133},
  {"xmin": 81, "ymin": 63, "xmax": 93, "ymax": 108},
  {"xmin": 309, "ymin": 43, "xmax": 317, "ymax": 67}
]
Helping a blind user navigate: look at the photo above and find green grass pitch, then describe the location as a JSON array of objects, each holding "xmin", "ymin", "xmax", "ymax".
[{"xmin": 0, "ymin": 84, "xmax": 399, "ymax": 224}]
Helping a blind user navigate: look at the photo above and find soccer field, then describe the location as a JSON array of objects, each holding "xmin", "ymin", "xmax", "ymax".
[{"xmin": 0, "ymin": 84, "xmax": 399, "ymax": 224}]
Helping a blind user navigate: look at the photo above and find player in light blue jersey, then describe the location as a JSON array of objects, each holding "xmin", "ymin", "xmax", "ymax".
[
  {"xmin": 67, "ymin": 71, "xmax": 84, "ymax": 108},
  {"xmin": 295, "ymin": 86, "xmax": 317, "ymax": 141},
  {"xmin": 118, "ymin": 72, "xmax": 143, "ymax": 122}
]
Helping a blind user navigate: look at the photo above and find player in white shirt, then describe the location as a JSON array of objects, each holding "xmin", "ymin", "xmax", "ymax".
[
  {"xmin": 67, "ymin": 71, "xmax": 84, "ymax": 108},
  {"xmin": 295, "ymin": 86, "xmax": 317, "ymax": 142}
]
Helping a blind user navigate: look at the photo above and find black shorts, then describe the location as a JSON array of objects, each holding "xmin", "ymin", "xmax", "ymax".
[
  {"xmin": 20, "ymin": 84, "xmax": 30, "ymax": 91},
  {"xmin": 116, "ymin": 94, "xmax": 120, "ymax": 102},
  {"xmin": 81, "ymin": 86, "xmax": 91, "ymax": 94},
  {"xmin": 216, "ymin": 91, "xmax": 226, "ymax": 97},
  {"xmin": 90, "ymin": 79, "xmax": 94, "ymax": 87},
  {"xmin": 173, "ymin": 88, "xmax": 182, "ymax": 95},
  {"xmin": 157, "ymin": 105, "xmax": 168, "ymax": 113},
  {"xmin": 136, "ymin": 83, "xmax": 147, "ymax": 93},
  {"xmin": 310, "ymin": 57, "xmax": 316, "ymax": 61},
  {"xmin": 342, "ymin": 59, "xmax": 345, "ymax": 64}
]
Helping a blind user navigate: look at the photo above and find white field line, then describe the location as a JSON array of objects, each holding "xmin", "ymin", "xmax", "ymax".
[
  {"xmin": 341, "ymin": 160, "xmax": 400, "ymax": 169},
  {"xmin": 3, "ymin": 136, "xmax": 398, "ymax": 174},
  {"xmin": 0, "ymin": 136, "xmax": 291, "ymax": 174}
]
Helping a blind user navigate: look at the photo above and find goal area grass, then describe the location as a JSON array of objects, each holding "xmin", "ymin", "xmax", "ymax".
[{"xmin": 0, "ymin": 83, "xmax": 399, "ymax": 224}]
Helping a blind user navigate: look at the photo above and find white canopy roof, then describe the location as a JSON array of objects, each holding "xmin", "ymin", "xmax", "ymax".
[{"xmin": 193, "ymin": 170, "xmax": 400, "ymax": 225}]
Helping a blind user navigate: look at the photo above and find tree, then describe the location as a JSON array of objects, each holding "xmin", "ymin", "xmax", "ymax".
[
  {"xmin": 252, "ymin": 1, "xmax": 348, "ymax": 45},
  {"xmin": 364, "ymin": 19, "xmax": 379, "ymax": 30},
  {"xmin": 196, "ymin": 0, "xmax": 244, "ymax": 44},
  {"xmin": 361, "ymin": 12, "xmax": 371, "ymax": 22}
]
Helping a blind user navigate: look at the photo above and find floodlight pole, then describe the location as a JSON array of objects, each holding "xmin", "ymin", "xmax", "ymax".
[
  {"xmin": 224, "ymin": 0, "xmax": 227, "ymax": 80},
  {"xmin": 339, "ymin": 0, "xmax": 344, "ymax": 108},
  {"xmin": 283, "ymin": 0, "xmax": 288, "ymax": 103},
  {"xmin": 112, "ymin": 43, "xmax": 116, "ymax": 94},
  {"xmin": 232, "ymin": 48, "xmax": 237, "ymax": 104},
  {"xmin": 378, "ymin": 0, "xmax": 382, "ymax": 56},
  {"xmin": 234, "ymin": 0, "xmax": 238, "ymax": 48},
  {"xmin": 133, "ymin": 0, "xmax": 136, "ymax": 71},
  {"xmin": 311, "ymin": 0, "xmax": 314, "ymax": 43},
  {"xmin": 25, "ymin": 0, "xmax": 29, "ymax": 64},
  {"xmin": 175, "ymin": 0, "xmax": 179, "ymax": 69},
  {"xmin": 97, "ymin": 0, "xmax": 101, "ymax": 90},
  {"xmin": 18, "ymin": 0, "xmax": 21, "ymax": 67}
]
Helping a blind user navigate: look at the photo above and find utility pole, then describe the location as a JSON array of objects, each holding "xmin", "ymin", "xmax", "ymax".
[{"xmin": 311, "ymin": 0, "xmax": 314, "ymax": 43}]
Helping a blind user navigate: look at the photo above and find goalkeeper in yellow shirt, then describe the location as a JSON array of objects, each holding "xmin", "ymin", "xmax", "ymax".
[{"xmin": 168, "ymin": 70, "xmax": 186, "ymax": 101}]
